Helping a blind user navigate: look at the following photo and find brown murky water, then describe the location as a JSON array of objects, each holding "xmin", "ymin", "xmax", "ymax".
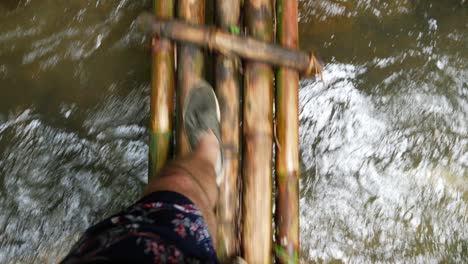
[{"xmin": 0, "ymin": 0, "xmax": 466, "ymax": 263}]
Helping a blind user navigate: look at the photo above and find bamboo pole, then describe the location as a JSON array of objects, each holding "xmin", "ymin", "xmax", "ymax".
[
  {"xmin": 214, "ymin": 0, "xmax": 241, "ymax": 261},
  {"xmin": 137, "ymin": 14, "xmax": 323, "ymax": 77},
  {"xmin": 149, "ymin": 0, "xmax": 175, "ymax": 179},
  {"xmin": 242, "ymin": 0, "xmax": 274, "ymax": 263},
  {"xmin": 275, "ymin": 0, "xmax": 300, "ymax": 263},
  {"xmin": 176, "ymin": 0, "xmax": 205, "ymax": 156}
]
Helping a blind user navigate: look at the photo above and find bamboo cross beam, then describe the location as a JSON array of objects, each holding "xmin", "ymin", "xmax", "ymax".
[{"xmin": 137, "ymin": 13, "xmax": 323, "ymax": 77}]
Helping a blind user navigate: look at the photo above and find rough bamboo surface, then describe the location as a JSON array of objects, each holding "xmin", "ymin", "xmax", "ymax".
[
  {"xmin": 149, "ymin": 0, "xmax": 174, "ymax": 179},
  {"xmin": 214, "ymin": 0, "xmax": 241, "ymax": 261},
  {"xmin": 137, "ymin": 13, "xmax": 323, "ymax": 77},
  {"xmin": 242, "ymin": 0, "xmax": 274, "ymax": 263},
  {"xmin": 275, "ymin": 0, "xmax": 300, "ymax": 263},
  {"xmin": 176, "ymin": 0, "xmax": 205, "ymax": 156}
]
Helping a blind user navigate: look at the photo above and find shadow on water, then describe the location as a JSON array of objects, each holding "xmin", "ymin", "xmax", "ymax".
[{"xmin": 0, "ymin": 0, "xmax": 466, "ymax": 263}]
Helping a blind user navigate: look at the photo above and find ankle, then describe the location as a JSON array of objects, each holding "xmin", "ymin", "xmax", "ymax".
[{"xmin": 195, "ymin": 130, "xmax": 220, "ymax": 168}]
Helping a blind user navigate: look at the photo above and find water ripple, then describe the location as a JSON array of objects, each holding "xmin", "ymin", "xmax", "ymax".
[
  {"xmin": 299, "ymin": 63, "xmax": 467, "ymax": 263},
  {"xmin": 0, "ymin": 88, "xmax": 149, "ymax": 262}
]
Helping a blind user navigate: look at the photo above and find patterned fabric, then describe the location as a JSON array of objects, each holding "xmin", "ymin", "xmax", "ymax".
[{"xmin": 61, "ymin": 191, "xmax": 219, "ymax": 264}]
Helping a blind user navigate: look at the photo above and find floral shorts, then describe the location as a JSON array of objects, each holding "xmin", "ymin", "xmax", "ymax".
[{"xmin": 61, "ymin": 191, "xmax": 219, "ymax": 264}]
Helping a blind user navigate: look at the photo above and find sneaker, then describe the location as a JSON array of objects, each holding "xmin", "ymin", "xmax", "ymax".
[{"xmin": 182, "ymin": 79, "xmax": 224, "ymax": 186}]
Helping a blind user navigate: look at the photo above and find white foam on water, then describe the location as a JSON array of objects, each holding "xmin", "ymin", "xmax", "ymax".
[{"xmin": 298, "ymin": 62, "xmax": 467, "ymax": 263}]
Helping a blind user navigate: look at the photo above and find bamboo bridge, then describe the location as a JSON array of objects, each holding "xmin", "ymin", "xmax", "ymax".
[{"xmin": 144, "ymin": 0, "xmax": 321, "ymax": 263}]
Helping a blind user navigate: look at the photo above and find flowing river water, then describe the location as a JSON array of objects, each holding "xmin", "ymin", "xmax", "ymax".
[{"xmin": 0, "ymin": 0, "xmax": 466, "ymax": 263}]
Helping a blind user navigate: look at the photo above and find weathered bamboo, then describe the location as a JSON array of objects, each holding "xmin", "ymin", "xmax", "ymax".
[
  {"xmin": 137, "ymin": 13, "xmax": 323, "ymax": 77},
  {"xmin": 242, "ymin": 0, "xmax": 274, "ymax": 263},
  {"xmin": 275, "ymin": 0, "xmax": 300, "ymax": 263},
  {"xmin": 214, "ymin": 0, "xmax": 241, "ymax": 261},
  {"xmin": 176, "ymin": 0, "xmax": 205, "ymax": 156},
  {"xmin": 149, "ymin": 0, "xmax": 175, "ymax": 179}
]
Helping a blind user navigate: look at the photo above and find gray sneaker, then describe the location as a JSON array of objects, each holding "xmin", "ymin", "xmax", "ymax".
[{"xmin": 182, "ymin": 79, "xmax": 224, "ymax": 186}]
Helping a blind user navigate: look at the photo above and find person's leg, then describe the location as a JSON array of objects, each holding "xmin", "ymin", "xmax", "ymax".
[
  {"xmin": 143, "ymin": 130, "xmax": 220, "ymax": 243},
  {"xmin": 61, "ymin": 80, "xmax": 223, "ymax": 264}
]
